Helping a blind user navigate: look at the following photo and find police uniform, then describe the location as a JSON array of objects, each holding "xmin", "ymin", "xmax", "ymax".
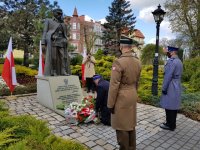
[
  {"xmin": 107, "ymin": 37, "xmax": 141, "ymax": 150},
  {"xmin": 160, "ymin": 46, "xmax": 183, "ymax": 131}
]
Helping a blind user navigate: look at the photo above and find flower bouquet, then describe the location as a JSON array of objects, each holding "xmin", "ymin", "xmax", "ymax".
[{"xmin": 64, "ymin": 96, "xmax": 98, "ymax": 125}]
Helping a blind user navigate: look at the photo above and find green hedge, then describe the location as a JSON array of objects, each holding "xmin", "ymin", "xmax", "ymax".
[
  {"xmin": 182, "ymin": 57, "xmax": 200, "ymax": 91},
  {"xmin": 0, "ymin": 58, "xmax": 33, "ymax": 65},
  {"xmin": 0, "ymin": 101, "xmax": 89, "ymax": 150}
]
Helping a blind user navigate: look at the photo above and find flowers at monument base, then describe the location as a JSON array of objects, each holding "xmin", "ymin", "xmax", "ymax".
[{"xmin": 64, "ymin": 96, "xmax": 98, "ymax": 125}]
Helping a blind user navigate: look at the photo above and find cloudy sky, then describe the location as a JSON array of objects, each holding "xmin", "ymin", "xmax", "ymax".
[{"xmin": 50, "ymin": 0, "xmax": 175, "ymax": 44}]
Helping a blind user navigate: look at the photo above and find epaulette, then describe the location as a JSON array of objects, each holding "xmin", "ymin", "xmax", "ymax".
[{"xmin": 169, "ymin": 57, "xmax": 175, "ymax": 61}]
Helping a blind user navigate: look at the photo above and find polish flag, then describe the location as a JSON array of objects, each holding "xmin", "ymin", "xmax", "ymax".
[
  {"xmin": 2, "ymin": 37, "xmax": 17, "ymax": 92},
  {"xmin": 81, "ymin": 48, "xmax": 87, "ymax": 87},
  {"xmin": 38, "ymin": 41, "xmax": 44, "ymax": 76}
]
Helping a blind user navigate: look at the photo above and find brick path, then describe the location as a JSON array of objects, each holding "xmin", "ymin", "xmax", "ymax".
[{"xmin": 5, "ymin": 95, "xmax": 200, "ymax": 150}]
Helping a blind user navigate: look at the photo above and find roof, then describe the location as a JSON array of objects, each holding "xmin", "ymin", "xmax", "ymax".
[
  {"xmin": 134, "ymin": 29, "xmax": 145, "ymax": 39},
  {"xmin": 121, "ymin": 28, "xmax": 145, "ymax": 39},
  {"xmin": 73, "ymin": 7, "xmax": 78, "ymax": 17}
]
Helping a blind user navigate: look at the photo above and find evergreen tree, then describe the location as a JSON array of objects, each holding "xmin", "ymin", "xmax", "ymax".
[{"xmin": 103, "ymin": 0, "xmax": 136, "ymax": 56}]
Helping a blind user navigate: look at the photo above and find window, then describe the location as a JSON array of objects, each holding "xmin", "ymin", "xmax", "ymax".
[
  {"xmin": 77, "ymin": 23, "xmax": 80, "ymax": 29},
  {"xmin": 77, "ymin": 33, "xmax": 80, "ymax": 40},
  {"xmin": 72, "ymin": 43, "xmax": 78, "ymax": 50},
  {"xmin": 72, "ymin": 33, "xmax": 76, "ymax": 40},
  {"xmin": 73, "ymin": 23, "xmax": 76, "ymax": 29}
]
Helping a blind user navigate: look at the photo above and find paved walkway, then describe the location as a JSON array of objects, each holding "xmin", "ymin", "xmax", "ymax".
[{"xmin": 5, "ymin": 95, "xmax": 200, "ymax": 150}]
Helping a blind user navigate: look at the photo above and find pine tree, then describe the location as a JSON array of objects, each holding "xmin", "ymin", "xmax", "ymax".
[{"xmin": 103, "ymin": 0, "xmax": 136, "ymax": 56}]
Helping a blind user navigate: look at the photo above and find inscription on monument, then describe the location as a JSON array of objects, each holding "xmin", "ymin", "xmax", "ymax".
[{"xmin": 54, "ymin": 78, "xmax": 82, "ymax": 105}]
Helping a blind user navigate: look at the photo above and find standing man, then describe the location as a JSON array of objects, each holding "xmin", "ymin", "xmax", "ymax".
[
  {"xmin": 107, "ymin": 36, "xmax": 141, "ymax": 150},
  {"xmin": 93, "ymin": 74, "xmax": 111, "ymax": 126},
  {"xmin": 160, "ymin": 46, "xmax": 183, "ymax": 131},
  {"xmin": 82, "ymin": 52, "xmax": 96, "ymax": 93},
  {"xmin": 42, "ymin": 8, "xmax": 70, "ymax": 76}
]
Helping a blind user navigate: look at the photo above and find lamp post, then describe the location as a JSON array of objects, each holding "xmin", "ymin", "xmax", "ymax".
[{"xmin": 152, "ymin": 4, "xmax": 166, "ymax": 96}]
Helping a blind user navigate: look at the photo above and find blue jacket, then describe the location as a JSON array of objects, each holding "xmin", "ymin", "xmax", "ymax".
[
  {"xmin": 96, "ymin": 79, "xmax": 111, "ymax": 125},
  {"xmin": 160, "ymin": 55, "xmax": 183, "ymax": 110}
]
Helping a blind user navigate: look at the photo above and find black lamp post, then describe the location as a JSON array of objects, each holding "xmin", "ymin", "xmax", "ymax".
[{"xmin": 152, "ymin": 4, "xmax": 166, "ymax": 96}]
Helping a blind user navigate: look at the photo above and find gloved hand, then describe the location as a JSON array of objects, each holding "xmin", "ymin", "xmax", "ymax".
[
  {"xmin": 162, "ymin": 90, "xmax": 167, "ymax": 95},
  {"xmin": 109, "ymin": 108, "xmax": 115, "ymax": 114}
]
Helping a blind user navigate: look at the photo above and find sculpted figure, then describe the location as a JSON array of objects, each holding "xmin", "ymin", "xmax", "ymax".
[{"xmin": 41, "ymin": 8, "xmax": 70, "ymax": 76}]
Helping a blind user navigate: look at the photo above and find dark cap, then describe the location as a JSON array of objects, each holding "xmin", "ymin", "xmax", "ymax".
[
  {"xmin": 53, "ymin": 8, "xmax": 63, "ymax": 14},
  {"xmin": 167, "ymin": 46, "xmax": 179, "ymax": 52},
  {"xmin": 120, "ymin": 35, "xmax": 133, "ymax": 45},
  {"xmin": 93, "ymin": 74, "xmax": 102, "ymax": 81}
]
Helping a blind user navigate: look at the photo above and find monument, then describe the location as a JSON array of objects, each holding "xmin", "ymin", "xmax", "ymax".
[{"xmin": 36, "ymin": 9, "xmax": 83, "ymax": 116}]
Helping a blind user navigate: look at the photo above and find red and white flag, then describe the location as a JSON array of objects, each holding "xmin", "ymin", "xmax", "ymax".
[
  {"xmin": 2, "ymin": 37, "xmax": 17, "ymax": 92},
  {"xmin": 38, "ymin": 41, "xmax": 44, "ymax": 76}
]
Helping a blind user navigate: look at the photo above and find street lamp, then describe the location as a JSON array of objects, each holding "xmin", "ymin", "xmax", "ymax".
[{"xmin": 152, "ymin": 4, "xmax": 166, "ymax": 96}]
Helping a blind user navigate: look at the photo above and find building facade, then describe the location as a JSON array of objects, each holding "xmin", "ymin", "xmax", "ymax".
[
  {"xmin": 122, "ymin": 28, "xmax": 145, "ymax": 58},
  {"xmin": 64, "ymin": 7, "xmax": 103, "ymax": 54}
]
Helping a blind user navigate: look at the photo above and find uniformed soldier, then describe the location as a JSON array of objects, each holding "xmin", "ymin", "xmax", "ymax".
[
  {"xmin": 107, "ymin": 36, "xmax": 142, "ymax": 150},
  {"xmin": 160, "ymin": 46, "xmax": 183, "ymax": 131},
  {"xmin": 42, "ymin": 9, "xmax": 69, "ymax": 76}
]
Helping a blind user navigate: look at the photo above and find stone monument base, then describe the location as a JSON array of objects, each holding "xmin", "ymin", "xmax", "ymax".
[{"xmin": 36, "ymin": 75, "xmax": 83, "ymax": 117}]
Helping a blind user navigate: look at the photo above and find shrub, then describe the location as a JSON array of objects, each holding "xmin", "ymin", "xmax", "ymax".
[
  {"xmin": 94, "ymin": 49, "xmax": 104, "ymax": 60},
  {"xmin": 180, "ymin": 92, "xmax": 200, "ymax": 121},
  {"xmin": 0, "ymin": 102, "xmax": 89, "ymax": 150},
  {"xmin": 71, "ymin": 54, "xmax": 83, "ymax": 66},
  {"xmin": 0, "ymin": 64, "xmax": 37, "ymax": 76},
  {"xmin": 0, "ymin": 83, "xmax": 36, "ymax": 96}
]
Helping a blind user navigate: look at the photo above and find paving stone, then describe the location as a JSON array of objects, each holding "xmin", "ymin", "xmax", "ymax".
[
  {"xmin": 95, "ymin": 139, "xmax": 106, "ymax": 146},
  {"xmin": 91, "ymin": 145, "xmax": 104, "ymax": 150},
  {"xmin": 103, "ymin": 143, "xmax": 115, "ymax": 150},
  {"xmin": 69, "ymin": 133, "xmax": 82, "ymax": 138},
  {"xmin": 76, "ymin": 136, "xmax": 89, "ymax": 143},
  {"xmin": 88, "ymin": 135, "xmax": 99, "ymax": 141},
  {"xmin": 62, "ymin": 129, "xmax": 74, "ymax": 135},
  {"xmin": 85, "ymin": 141, "xmax": 97, "ymax": 148},
  {"xmin": 60, "ymin": 125, "xmax": 70, "ymax": 130},
  {"xmin": 6, "ymin": 95, "xmax": 200, "ymax": 150}
]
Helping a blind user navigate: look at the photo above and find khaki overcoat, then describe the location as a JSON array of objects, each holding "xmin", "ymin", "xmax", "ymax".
[
  {"xmin": 82, "ymin": 56, "xmax": 96, "ymax": 78},
  {"xmin": 107, "ymin": 51, "xmax": 141, "ymax": 131}
]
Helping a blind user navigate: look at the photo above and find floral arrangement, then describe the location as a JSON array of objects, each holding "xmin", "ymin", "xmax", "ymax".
[{"xmin": 64, "ymin": 95, "xmax": 98, "ymax": 125}]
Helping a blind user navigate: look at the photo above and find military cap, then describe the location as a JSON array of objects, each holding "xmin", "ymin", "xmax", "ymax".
[
  {"xmin": 120, "ymin": 35, "xmax": 133, "ymax": 45},
  {"xmin": 53, "ymin": 8, "xmax": 63, "ymax": 14},
  {"xmin": 93, "ymin": 74, "xmax": 102, "ymax": 81},
  {"xmin": 167, "ymin": 46, "xmax": 179, "ymax": 52}
]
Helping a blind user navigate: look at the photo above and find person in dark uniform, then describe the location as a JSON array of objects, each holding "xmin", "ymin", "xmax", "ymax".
[
  {"xmin": 160, "ymin": 46, "xmax": 183, "ymax": 131},
  {"xmin": 41, "ymin": 9, "xmax": 70, "ymax": 76},
  {"xmin": 107, "ymin": 36, "xmax": 142, "ymax": 150},
  {"xmin": 93, "ymin": 74, "xmax": 111, "ymax": 126}
]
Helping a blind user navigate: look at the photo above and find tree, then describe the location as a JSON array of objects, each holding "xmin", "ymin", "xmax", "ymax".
[
  {"xmin": 0, "ymin": 0, "xmax": 59, "ymax": 66},
  {"xmin": 160, "ymin": 37, "xmax": 185, "ymax": 61},
  {"xmin": 141, "ymin": 44, "xmax": 164, "ymax": 65},
  {"xmin": 80, "ymin": 21, "xmax": 98, "ymax": 54},
  {"xmin": 0, "ymin": 5, "xmax": 10, "ymax": 51},
  {"xmin": 103, "ymin": 0, "xmax": 136, "ymax": 56},
  {"xmin": 68, "ymin": 44, "xmax": 77, "ymax": 52},
  {"xmin": 165, "ymin": 0, "xmax": 200, "ymax": 57}
]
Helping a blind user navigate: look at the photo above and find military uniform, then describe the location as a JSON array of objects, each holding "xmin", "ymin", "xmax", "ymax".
[
  {"xmin": 160, "ymin": 46, "xmax": 183, "ymax": 130},
  {"xmin": 42, "ymin": 9, "xmax": 69, "ymax": 76},
  {"xmin": 108, "ymin": 47, "xmax": 141, "ymax": 150}
]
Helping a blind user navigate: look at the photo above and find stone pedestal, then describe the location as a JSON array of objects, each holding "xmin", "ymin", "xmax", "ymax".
[{"xmin": 36, "ymin": 75, "xmax": 83, "ymax": 116}]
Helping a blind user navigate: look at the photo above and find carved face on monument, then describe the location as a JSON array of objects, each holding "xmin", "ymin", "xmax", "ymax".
[{"xmin": 53, "ymin": 9, "xmax": 63, "ymax": 22}]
